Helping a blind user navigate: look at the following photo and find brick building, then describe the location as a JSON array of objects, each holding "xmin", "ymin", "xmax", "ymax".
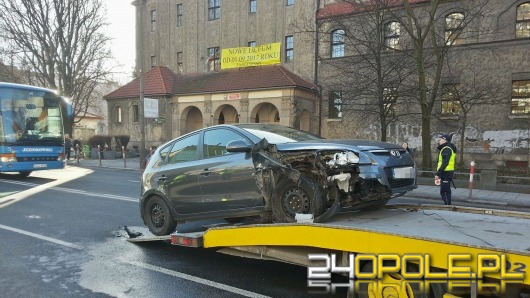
[{"xmin": 105, "ymin": 0, "xmax": 530, "ymax": 169}]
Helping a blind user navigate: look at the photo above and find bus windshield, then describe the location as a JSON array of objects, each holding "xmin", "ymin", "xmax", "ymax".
[{"xmin": 0, "ymin": 86, "xmax": 64, "ymax": 146}]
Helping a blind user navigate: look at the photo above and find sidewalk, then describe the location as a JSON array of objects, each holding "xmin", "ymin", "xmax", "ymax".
[
  {"xmin": 68, "ymin": 157, "xmax": 530, "ymax": 209},
  {"xmin": 67, "ymin": 156, "xmax": 142, "ymax": 172}
]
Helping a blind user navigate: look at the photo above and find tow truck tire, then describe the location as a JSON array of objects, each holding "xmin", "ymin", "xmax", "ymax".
[
  {"xmin": 18, "ymin": 171, "xmax": 32, "ymax": 177},
  {"xmin": 272, "ymin": 176, "xmax": 323, "ymax": 223},
  {"xmin": 145, "ymin": 196, "xmax": 177, "ymax": 236}
]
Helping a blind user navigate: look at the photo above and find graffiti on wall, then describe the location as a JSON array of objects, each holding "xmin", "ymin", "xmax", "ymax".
[{"xmin": 358, "ymin": 122, "xmax": 529, "ymax": 154}]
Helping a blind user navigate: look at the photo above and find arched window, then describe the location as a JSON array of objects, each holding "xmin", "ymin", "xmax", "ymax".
[
  {"xmin": 516, "ymin": 3, "xmax": 530, "ymax": 38},
  {"xmin": 331, "ymin": 29, "xmax": 345, "ymax": 58},
  {"xmin": 384, "ymin": 21, "xmax": 400, "ymax": 49},
  {"xmin": 445, "ymin": 12, "xmax": 464, "ymax": 45}
]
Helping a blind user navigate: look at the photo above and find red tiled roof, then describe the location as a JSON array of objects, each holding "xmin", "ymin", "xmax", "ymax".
[
  {"xmin": 104, "ymin": 65, "xmax": 317, "ymax": 99},
  {"xmin": 177, "ymin": 65, "xmax": 317, "ymax": 95},
  {"xmin": 317, "ymin": 0, "xmax": 429, "ymax": 20},
  {"xmin": 104, "ymin": 66, "xmax": 179, "ymax": 99}
]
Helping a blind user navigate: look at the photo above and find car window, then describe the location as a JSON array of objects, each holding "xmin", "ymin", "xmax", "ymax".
[
  {"xmin": 168, "ymin": 133, "xmax": 199, "ymax": 164},
  {"xmin": 159, "ymin": 145, "xmax": 171, "ymax": 161},
  {"xmin": 235, "ymin": 124, "xmax": 322, "ymax": 143},
  {"xmin": 203, "ymin": 128, "xmax": 248, "ymax": 158}
]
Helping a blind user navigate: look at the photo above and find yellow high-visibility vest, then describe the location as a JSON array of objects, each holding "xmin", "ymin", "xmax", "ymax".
[{"xmin": 437, "ymin": 146, "xmax": 455, "ymax": 171}]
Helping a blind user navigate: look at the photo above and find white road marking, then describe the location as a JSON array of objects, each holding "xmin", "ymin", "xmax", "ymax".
[
  {"xmin": 0, "ymin": 168, "xmax": 95, "ymax": 208},
  {"xmin": 123, "ymin": 260, "xmax": 271, "ymax": 298},
  {"xmin": 0, "ymin": 178, "xmax": 137, "ymax": 206},
  {"xmin": 0, "ymin": 222, "xmax": 268, "ymax": 297},
  {"xmin": 1, "ymin": 172, "xmax": 266, "ymax": 296},
  {"xmin": 0, "ymin": 224, "xmax": 84, "ymax": 250}
]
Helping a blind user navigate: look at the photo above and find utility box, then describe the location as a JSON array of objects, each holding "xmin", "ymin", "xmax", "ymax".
[{"xmin": 479, "ymin": 163, "xmax": 497, "ymax": 190}]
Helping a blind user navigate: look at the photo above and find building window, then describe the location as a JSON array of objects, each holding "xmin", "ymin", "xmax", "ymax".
[
  {"xmin": 441, "ymin": 84, "xmax": 461, "ymax": 116},
  {"xmin": 177, "ymin": 4, "xmax": 183, "ymax": 27},
  {"xmin": 150, "ymin": 10, "xmax": 157, "ymax": 32},
  {"xmin": 249, "ymin": 0, "xmax": 256, "ymax": 13},
  {"xmin": 207, "ymin": 47, "xmax": 220, "ymax": 71},
  {"xmin": 208, "ymin": 0, "xmax": 220, "ymax": 20},
  {"xmin": 150, "ymin": 55, "xmax": 156, "ymax": 68},
  {"xmin": 511, "ymin": 80, "xmax": 530, "ymax": 114},
  {"xmin": 384, "ymin": 21, "xmax": 400, "ymax": 49},
  {"xmin": 286, "ymin": 0, "xmax": 294, "ymax": 6},
  {"xmin": 116, "ymin": 106, "xmax": 122, "ymax": 123},
  {"xmin": 248, "ymin": 41, "xmax": 256, "ymax": 47},
  {"xmin": 329, "ymin": 91, "xmax": 342, "ymax": 118},
  {"xmin": 285, "ymin": 35, "xmax": 294, "ymax": 63},
  {"xmin": 445, "ymin": 12, "xmax": 464, "ymax": 45},
  {"xmin": 331, "ymin": 29, "xmax": 345, "ymax": 58},
  {"xmin": 383, "ymin": 87, "xmax": 397, "ymax": 116},
  {"xmin": 516, "ymin": 3, "xmax": 530, "ymax": 38},
  {"xmin": 177, "ymin": 52, "xmax": 183, "ymax": 74},
  {"xmin": 133, "ymin": 105, "xmax": 139, "ymax": 122}
]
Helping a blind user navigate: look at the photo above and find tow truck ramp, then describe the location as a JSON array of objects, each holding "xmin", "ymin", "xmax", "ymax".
[{"xmin": 127, "ymin": 204, "xmax": 530, "ymax": 297}]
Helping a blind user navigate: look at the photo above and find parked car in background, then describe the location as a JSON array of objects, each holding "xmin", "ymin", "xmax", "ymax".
[{"xmin": 140, "ymin": 124, "xmax": 417, "ymax": 235}]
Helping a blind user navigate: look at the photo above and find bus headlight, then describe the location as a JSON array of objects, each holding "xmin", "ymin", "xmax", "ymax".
[{"xmin": 1, "ymin": 153, "xmax": 17, "ymax": 163}]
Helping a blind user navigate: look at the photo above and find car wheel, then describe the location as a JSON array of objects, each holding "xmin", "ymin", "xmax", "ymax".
[
  {"xmin": 272, "ymin": 176, "xmax": 323, "ymax": 223},
  {"xmin": 145, "ymin": 196, "xmax": 177, "ymax": 236}
]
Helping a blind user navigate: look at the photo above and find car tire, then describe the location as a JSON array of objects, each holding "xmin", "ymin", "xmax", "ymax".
[
  {"xmin": 145, "ymin": 196, "xmax": 177, "ymax": 236},
  {"xmin": 272, "ymin": 176, "xmax": 323, "ymax": 223},
  {"xmin": 17, "ymin": 171, "xmax": 32, "ymax": 177}
]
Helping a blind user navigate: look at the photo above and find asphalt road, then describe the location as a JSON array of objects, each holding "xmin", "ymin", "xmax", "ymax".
[
  {"xmin": 1, "ymin": 166, "xmax": 528, "ymax": 297},
  {"xmin": 0, "ymin": 167, "xmax": 349, "ymax": 298}
]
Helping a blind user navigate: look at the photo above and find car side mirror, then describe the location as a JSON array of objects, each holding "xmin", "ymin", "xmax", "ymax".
[{"xmin": 226, "ymin": 140, "xmax": 252, "ymax": 153}]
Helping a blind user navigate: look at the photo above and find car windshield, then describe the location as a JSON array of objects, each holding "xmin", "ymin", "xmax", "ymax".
[
  {"xmin": 0, "ymin": 87, "xmax": 64, "ymax": 145},
  {"xmin": 236, "ymin": 124, "xmax": 323, "ymax": 143}
]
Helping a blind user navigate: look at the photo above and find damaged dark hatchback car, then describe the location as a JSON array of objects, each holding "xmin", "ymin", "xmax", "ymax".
[{"xmin": 140, "ymin": 124, "xmax": 417, "ymax": 236}]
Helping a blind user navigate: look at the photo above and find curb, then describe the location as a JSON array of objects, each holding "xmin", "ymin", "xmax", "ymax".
[{"xmin": 67, "ymin": 162, "xmax": 140, "ymax": 172}]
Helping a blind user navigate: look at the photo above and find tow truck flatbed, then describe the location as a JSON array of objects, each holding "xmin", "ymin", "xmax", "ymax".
[{"xmin": 127, "ymin": 204, "xmax": 530, "ymax": 296}]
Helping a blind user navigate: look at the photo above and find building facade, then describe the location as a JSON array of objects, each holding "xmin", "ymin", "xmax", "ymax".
[{"xmin": 106, "ymin": 0, "xmax": 530, "ymax": 169}]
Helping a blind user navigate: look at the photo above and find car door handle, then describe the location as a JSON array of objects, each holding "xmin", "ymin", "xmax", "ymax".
[
  {"xmin": 200, "ymin": 169, "xmax": 212, "ymax": 176},
  {"xmin": 157, "ymin": 176, "xmax": 167, "ymax": 182}
]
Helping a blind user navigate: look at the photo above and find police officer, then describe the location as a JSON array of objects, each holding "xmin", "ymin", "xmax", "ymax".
[{"xmin": 435, "ymin": 134, "xmax": 457, "ymax": 205}]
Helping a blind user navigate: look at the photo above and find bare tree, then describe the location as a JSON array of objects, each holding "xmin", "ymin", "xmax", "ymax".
[
  {"xmin": 0, "ymin": 0, "xmax": 113, "ymax": 134},
  {"xmin": 312, "ymin": 0, "xmax": 493, "ymax": 168},
  {"xmin": 383, "ymin": 0, "xmax": 492, "ymax": 169},
  {"xmin": 316, "ymin": 1, "xmax": 418, "ymax": 142},
  {"xmin": 435, "ymin": 53, "xmax": 504, "ymax": 168}
]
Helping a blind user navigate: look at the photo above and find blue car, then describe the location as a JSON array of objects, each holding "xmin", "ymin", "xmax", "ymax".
[{"xmin": 140, "ymin": 124, "xmax": 417, "ymax": 235}]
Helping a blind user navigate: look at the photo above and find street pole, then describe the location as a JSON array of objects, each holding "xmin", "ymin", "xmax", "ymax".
[
  {"xmin": 468, "ymin": 161, "xmax": 475, "ymax": 199},
  {"xmin": 133, "ymin": 0, "xmax": 146, "ymax": 168}
]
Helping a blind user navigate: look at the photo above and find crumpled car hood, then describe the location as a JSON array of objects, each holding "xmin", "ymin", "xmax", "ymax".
[{"xmin": 274, "ymin": 139, "xmax": 402, "ymax": 152}]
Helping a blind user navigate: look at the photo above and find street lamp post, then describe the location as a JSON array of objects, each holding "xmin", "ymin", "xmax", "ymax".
[{"xmin": 133, "ymin": 0, "xmax": 146, "ymax": 168}]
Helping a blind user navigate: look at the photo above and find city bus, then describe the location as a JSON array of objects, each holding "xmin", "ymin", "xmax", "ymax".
[{"xmin": 0, "ymin": 82, "xmax": 73, "ymax": 177}]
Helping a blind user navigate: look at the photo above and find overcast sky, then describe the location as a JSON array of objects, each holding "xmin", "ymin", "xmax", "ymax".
[{"xmin": 106, "ymin": 0, "xmax": 136, "ymax": 84}]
